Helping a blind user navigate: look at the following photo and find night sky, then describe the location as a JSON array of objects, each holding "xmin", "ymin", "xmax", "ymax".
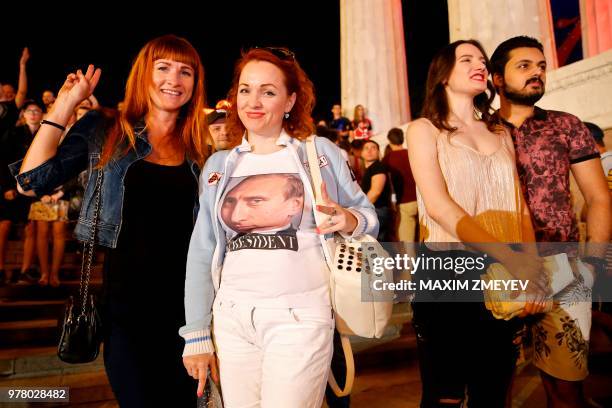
[{"xmin": 0, "ymin": 1, "xmax": 448, "ymax": 121}]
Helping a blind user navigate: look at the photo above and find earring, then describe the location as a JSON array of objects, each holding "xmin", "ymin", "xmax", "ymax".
[{"xmin": 284, "ymin": 112, "xmax": 290, "ymax": 119}]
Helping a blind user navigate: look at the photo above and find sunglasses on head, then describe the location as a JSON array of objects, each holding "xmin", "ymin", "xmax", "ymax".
[{"xmin": 255, "ymin": 46, "xmax": 296, "ymax": 61}]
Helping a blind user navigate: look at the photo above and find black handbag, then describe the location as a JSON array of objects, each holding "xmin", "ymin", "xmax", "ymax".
[{"xmin": 58, "ymin": 169, "xmax": 103, "ymax": 364}]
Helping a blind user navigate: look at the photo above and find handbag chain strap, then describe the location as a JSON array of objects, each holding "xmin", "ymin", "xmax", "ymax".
[{"xmin": 78, "ymin": 168, "xmax": 103, "ymax": 318}]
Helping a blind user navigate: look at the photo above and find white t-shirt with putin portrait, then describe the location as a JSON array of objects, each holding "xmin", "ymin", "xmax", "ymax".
[{"xmin": 217, "ymin": 147, "xmax": 329, "ymax": 308}]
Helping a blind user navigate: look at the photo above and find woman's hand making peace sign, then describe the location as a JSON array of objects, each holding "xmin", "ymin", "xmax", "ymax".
[{"xmin": 57, "ymin": 64, "xmax": 102, "ymax": 108}]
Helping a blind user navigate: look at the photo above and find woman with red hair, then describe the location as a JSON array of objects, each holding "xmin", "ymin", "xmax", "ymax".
[
  {"xmin": 14, "ymin": 35, "xmax": 210, "ymax": 406},
  {"xmin": 181, "ymin": 47, "xmax": 378, "ymax": 406}
]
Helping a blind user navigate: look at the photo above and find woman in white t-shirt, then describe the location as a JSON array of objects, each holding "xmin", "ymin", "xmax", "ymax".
[{"xmin": 181, "ymin": 47, "xmax": 378, "ymax": 407}]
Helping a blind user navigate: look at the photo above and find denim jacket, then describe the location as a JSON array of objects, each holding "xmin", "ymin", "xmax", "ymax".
[
  {"xmin": 10, "ymin": 110, "xmax": 201, "ymax": 248},
  {"xmin": 179, "ymin": 131, "xmax": 378, "ymax": 356}
]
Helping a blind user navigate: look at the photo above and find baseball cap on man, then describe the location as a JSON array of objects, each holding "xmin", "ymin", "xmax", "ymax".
[{"xmin": 207, "ymin": 109, "xmax": 227, "ymax": 125}]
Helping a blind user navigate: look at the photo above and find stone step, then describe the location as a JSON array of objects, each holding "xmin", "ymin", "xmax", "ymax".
[
  {"xmin": 0, "ymin": 319, "xmax": 60, "ymax": 348},
  {"xmin": 0, "ymin": 279, "xmax": 103, "ymax": 301},
  {"xmin": 0, "ymin": 346, "xmax": 114, "ymax": 406},
  {"xmin": 0, "ymin": 345, "xmax": 105, "ymax": 378},
  {"xmin": 5, "ymin": 236, "xmax": 105, "ymax": 273},
  {"xmin": 1, "ymin": 266, "xmax": 104, "ymax": 284},
  {"xmin": 0, "ymin": 299, "xmax": 66, "ymax": 322},
  {"xmin": 0, "ymin": 278, "xmax": 104, "ymax": 349},
  {"xmin": 0, "ymin": 372, "xmax": 116, "ymax": 408},
  {"xmin": 0, "ymin": 319, "xmax": 57, "ymax": 330},
  {"xmin": 6, "ymin": 244, "xmax": 104, "ymax": 262}
]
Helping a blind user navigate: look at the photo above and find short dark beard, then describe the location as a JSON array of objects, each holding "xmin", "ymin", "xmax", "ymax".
[{"xmin": 502, "ymin": 81, "xmax": 545, "ymax": 106}]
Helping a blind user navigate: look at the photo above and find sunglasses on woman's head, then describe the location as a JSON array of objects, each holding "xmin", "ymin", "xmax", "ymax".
[{"xmin": 255, "ymin": 46, "xmax": 296, "ymax": 61}]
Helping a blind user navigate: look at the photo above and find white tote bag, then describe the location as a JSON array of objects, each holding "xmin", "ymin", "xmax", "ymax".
[{"xmin": 306, "ymin": 136, "xmax": 394, "ymax": 396}]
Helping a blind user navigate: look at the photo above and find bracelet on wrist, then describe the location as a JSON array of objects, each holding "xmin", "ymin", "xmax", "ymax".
[{"xmin": 40, "ymin": 119, "xmax": 66, "ymax": 132}]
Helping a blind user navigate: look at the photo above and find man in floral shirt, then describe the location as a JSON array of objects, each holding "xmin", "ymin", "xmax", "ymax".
[{"xmin": 492, "ymin": 36, "xmax": 611, "ymax": 408}]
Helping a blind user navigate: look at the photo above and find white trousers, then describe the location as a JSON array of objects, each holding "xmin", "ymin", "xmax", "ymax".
[{"xmin": 212, "ymin": 298, "xmax": 334, "ymax": 408}]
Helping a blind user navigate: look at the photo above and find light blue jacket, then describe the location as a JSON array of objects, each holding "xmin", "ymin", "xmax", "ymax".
[{"xmin": 179, "ymin": 132, "xmax": 379, "ymax": 355}]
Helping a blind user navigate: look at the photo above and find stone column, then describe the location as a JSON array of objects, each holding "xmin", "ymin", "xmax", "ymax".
[
  {"xmin": 539, "ymin": 49, "xmax": 612, "ymax": 129},
  {"xmin": 447, "ymin": 0, "xmax": 558, "ymax": 68},
  {"xmin": 340, "ymin": 0, "xmax": 411, "ymax": 142},
  {"xmin": 580, "ymin": 0, "xmax": 612, "ymax": 58}
]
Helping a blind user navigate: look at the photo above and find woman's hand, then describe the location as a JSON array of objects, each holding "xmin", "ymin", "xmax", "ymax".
[
  {"xmin": 521, "ymin": 283, "xmax": 551, "ymax": 315},
  {"xmin": 183, "ymin": 353, "xmax": 219, "ymax": 397},
  {"xmin": 50, "ymin": 191, "xmax": 64, "ymax": 203},
  {"xmin": 502, "ymin": 252, "xmax": 551, "ymax": 315},
  {"xmin": 501, "ymin": 252, "xmax": 548, "ymax": 293},
  {"xmin": 316, "ymin": 181, "xmax": 357, "ymax": 235},
  {"xmin": 56, "ymin": 65, "xmax": 102, "ymax": 109},
  {"xmin": 41, "ymin": 195, "xmax": 52, "ymax": 204}
]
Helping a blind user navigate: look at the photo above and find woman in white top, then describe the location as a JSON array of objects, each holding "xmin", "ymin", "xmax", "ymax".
[{"xmin": 181, "ymin": 47, "xmax": 378, "ymax": 407}]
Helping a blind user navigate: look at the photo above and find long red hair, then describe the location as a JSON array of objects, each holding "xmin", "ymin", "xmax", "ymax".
[
  {"xmin": 225, "ymin": 48, "xmax": 315, "ymax": 143},
  {"xmin": 99, "ymin": 35, "xmax": 210, "ymax": 167}
]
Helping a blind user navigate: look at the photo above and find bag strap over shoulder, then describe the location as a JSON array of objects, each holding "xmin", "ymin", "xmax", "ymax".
[
  {"xmin": 305, "ymin": 136, "xmax": 324, "ymax": 206},
  {"xmin": 305, "ymin": 136, "xmax": 336, "ymax": 266},
  {"xmin": 78, "ymin": 168, "xmax": 103, "ymax": 318},
  {"xmin": 307, "ymin": 136, "xmax": 356, "ymax": 397}
]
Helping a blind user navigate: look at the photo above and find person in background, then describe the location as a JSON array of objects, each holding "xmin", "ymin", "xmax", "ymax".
[
  {"xmin": 317, "ymin": 124, "xmax": 349, "ymax": 161},
  {"xmin": 348, "ymin": 139, "xmax": 365, "ymax": 184},
  {"xmin": 361, "ymin": 139, "xmax": 394, "ymax": 242},
  {"xmin": 42, "ymin": 90, "xmax": 56, "ymax": 111},
  {"xmin": 383, "ymin": 127, "xmax": 417, "ymax": 242},
  {"xmin": 207, "ymin": 107, "xmax": 230, "ymax": 151},
  {"xmin": 329, "ymin": 103, "xmax": 352, "ymax": 140},
  {"xmin": 75, "ymin": 104, "xmax": 91, "ymax": 122},
  {"xmin": 2, "ymin": 48, "xmax": 30, "ymax": 110},
  {"xmin": 72, "ymin": 95, "xmax": 99, "ymax": 123},
  {"xmin": 338, "ymin": 139, "xmax": 352, "ymax": 161},
  {"xmin": 584, "ymin": 122, "xmax": 612, "ymax": 180},
  {"xmin": 33, "ymin": 178, "xmax": 81, "ymax": 287},
  {"xmin": 1, "ymin": 85, "xmax": 16, "ymax": 103},
  {"xmin": 0, "ymin": 100, "xmax": 42, "ymax": 284},
  {"xmin": 0, "ymin": 48, "xmax": 29, "ymax": 131},
  {"xmin": 584, "ymin": 121, "xmax": 612, "ymax": 236},
  {"xmin": 351, "ymin": 104, "xmax": 372, "ymax": 140},
  {"xmin": 0, "ymin": 83, "xmax": 18, "ymax": 285},
  {"xmin": 583, "ymin": 121, "xmax": 612, "ymax": 371},
  {"xmin": 0, "ymin": 83, "xmax": 19, "ymax": 144}
]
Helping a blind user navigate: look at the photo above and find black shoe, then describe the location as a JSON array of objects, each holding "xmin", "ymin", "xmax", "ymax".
[
  {"xmin": 17, "ymin": 268, "xmax": 40, "ymax": 284},
  {"xmin": 0, "ymin": 269, "xmax": 6, "ymax": 286},
  {"xmin": 9, "ymin": 269, "xmax": 20, "ymax": 284}
]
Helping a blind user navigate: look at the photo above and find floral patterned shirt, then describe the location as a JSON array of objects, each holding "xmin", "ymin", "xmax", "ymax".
[{"xmin": 497, "ymin": 107, "xmax": 600, "ymax": 242}]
